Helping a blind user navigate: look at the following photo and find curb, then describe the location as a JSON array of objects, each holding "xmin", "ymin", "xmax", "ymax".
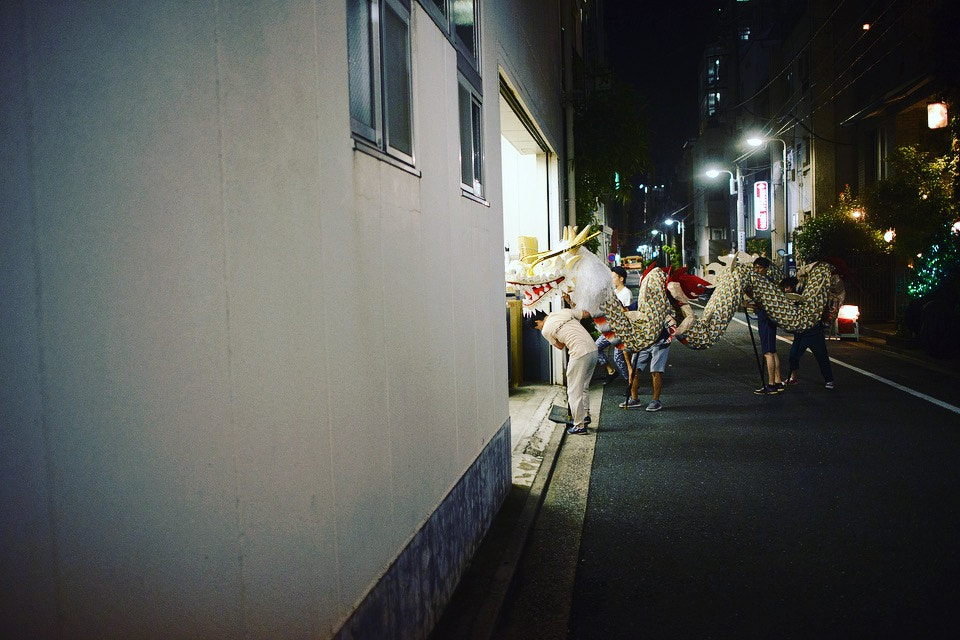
[
  {"xmin": 469, "ymin": 410, "xmax": 568, "ymax": 640},
  {"xmin": 428, "ymin": 387, "xmax": 568, "ymax": 640}
]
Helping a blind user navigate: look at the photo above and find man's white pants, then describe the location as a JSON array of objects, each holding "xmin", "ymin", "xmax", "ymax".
[{"xmin": 566, "ymin": 351, "xmax": 598, "ymax": 427}]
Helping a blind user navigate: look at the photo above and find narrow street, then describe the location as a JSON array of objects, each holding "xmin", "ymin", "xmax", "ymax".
[{"xmin": 495, "ymin": 317, "xmax": 960, "ymax": 639}]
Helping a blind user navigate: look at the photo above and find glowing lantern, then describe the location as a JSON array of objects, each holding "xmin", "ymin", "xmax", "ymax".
[
  {"xmin": 838, "ymin": 305, "xmax": 860, "ymax": 321},
  {"xmin": 837, "ymin": 305, "xmax": 860, "ymax": 340},
  {"xmin": 928, "ymin": 102, "xmax": 948, "ymax": 129}
]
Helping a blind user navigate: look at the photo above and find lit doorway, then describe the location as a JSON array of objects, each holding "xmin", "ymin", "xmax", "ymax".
[{"xmin": 499, "ymin": 83, "xmax": 563, "ymax": 386}]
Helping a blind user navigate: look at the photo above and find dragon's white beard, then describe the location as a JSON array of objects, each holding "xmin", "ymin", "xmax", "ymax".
[{"xmin": 566, "ymin": 248, "xmax": 616, "ymax": 315}]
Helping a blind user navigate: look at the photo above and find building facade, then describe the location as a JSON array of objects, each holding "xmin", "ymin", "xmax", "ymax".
[
  {"xmin": 1, "ymin": 1, "xmax": 585, "ymax": 637},
  {"xmin": 691, "ymin": 0, "xmax": 957, "ymax": 272}
]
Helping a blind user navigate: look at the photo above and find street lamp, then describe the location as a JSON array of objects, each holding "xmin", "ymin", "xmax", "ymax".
[
  {"xmin": 704, "ymin": 166, "xmax": 744, "ymax": 253},
  {"xmin": 746, "ymin": 135, "xmax": 790, "ymax": 245},
  {"xmin": 650, "ymin": 228, "xmax": 668, "ymax": 267},
  {"xmin": 664, "ymin": 217, "xmax": 687, "ymax": 268}
]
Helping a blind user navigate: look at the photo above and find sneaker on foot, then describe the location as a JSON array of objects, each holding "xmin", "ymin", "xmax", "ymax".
[
  {"xmin": 754, "ymin": 385, "xmax": 775, "ymax": 395},
  {"xmin": 619, "ymin": 397, "xmax": 644, "ymax": 409},
  {"xmin": 824, "ymin": 381, "xmax": 835, "ymax": 389},
  {"xmin": 785, "ymin": 378, "xmax": 798, "ymax": 386},
  {"xmin": 645, "ymin": 400, "xmax": 662, "ymax": 412},
  {"xmin": 773, "ymin": 382, "xmax": 785, "ymax": 392},
  {"xmin": 566, "ymin": 424, "xmax": 588, "ymax": 435}
]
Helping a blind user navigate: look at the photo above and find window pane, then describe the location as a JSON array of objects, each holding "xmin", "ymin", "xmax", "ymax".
[
  {"xmin": 383, "ymin": 2, "xmax": 412, "ymax": 155},
  {"xmin": 452, "ymin": 0, "xmax": 476, "ymax": 59},
  {"xmin": 471, "ymin": 98, "xmax": 482, "ymax": 189},
  {"xmin": 459, "ymin": 83, "xmax": 472, "ymax": 185},
  {"xmin": 430, "ymin": 0, "xmax": 446, "ymax": 15},
  {"xmin": 347, "ymin": 0, "xmax": 375, "ymax": 132}
]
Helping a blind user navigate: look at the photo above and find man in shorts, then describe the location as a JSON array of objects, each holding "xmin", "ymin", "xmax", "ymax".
[
  {"xmin": 619, "ymin": 324, "xmax": 672, "ymax": 412},
  {"xmin": 751, "ymin": 256, "xmax": 784, "ymax": 394}
]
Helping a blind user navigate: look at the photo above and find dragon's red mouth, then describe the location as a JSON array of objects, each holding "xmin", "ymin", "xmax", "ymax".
[{"xmin": 507, "ymin": 276, "xmax": 565, "ymax": 307}]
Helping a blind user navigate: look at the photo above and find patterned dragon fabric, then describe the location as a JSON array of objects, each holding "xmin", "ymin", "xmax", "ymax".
[{"xmin": 505, "ymin": 225, "xmax": 831, "ymax": 352}]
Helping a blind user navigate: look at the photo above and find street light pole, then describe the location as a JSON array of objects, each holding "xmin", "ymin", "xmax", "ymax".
[
  {"xmin": 705, "ymin": 167, "xmax": 744, "ymax": 254},
  {"xmin": 679, "ymin": 219, "xmax": 685, "ymax": 267},
  {"xmin": 735, "ymin": 164, "xmax": 744, "ymax": 253},
  {"xmin": 664, "ymin": 215, "xmax": 689, "ymax": 268},
  {"xmin": 747, "ymin": 136, "xmax": 790, "ymax": 252}
]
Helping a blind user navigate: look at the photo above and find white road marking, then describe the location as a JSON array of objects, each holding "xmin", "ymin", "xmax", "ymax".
[{"xmin": 729, "ymin": 315, "xmax": 960, "ymax": 415}]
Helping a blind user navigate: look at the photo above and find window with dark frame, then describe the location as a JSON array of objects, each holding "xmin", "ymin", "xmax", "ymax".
[
  {"xmin": 458, "ymin": 75, "xmax": 483, "ymax": 196},
  {"xmin": 707, "ymin": 57, "xmax": 720, "ymax": 85},
  {"xmin": 707, "ymin": 91, "xmax": 720, "ymax": 116},
  {"xmin": 421, "ymin": 0, "xmax": 484, "ymax": 197},
  {"xmin": 347, "ymin": 0, "xmax": 414, "ymax": 162},
  {"xmin": 452, "ymin": 0, "xmax": 478, "ymax": 64}
]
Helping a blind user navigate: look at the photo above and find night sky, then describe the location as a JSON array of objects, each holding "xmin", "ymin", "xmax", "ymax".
[{"xmin": 603, "ymin": 0, "xmax": 722, "ymax": 181}]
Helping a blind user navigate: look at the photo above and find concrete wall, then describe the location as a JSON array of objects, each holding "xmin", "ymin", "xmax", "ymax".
[
  {"xmin": 490, "ymin": 1, "xmax": 563, "ymax": 152},
  {"xmin": 1, "ymin": 1, "xmax": 513, "ymax": 637}
]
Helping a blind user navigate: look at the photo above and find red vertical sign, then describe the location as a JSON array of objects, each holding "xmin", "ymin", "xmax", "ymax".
[{"xmin": 754, "ymin": 181, "xmax": 769, "ymax": 231}]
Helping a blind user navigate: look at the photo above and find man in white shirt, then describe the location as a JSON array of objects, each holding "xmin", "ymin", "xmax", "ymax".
[
  {"xmin": 596, "ymin": 266, "xmax": 633, "ymax": 384},
  {"xmin": 529, "ymin": 308, "xmax": 598, "ymax": 434}
]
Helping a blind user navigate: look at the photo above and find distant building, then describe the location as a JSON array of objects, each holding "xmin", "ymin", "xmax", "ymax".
[{"xmin": 690, "ymin": 0, "xmax": 957, "ymax": 269}]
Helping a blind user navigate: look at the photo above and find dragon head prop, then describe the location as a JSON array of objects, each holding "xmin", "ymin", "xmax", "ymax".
[
  {"xmin": 666, "ymin": 266, "xmax": 712, "ymax": 301},
  {"xmin": 505, "ymin": 226, "xmax": 608, "ymax": 315}
]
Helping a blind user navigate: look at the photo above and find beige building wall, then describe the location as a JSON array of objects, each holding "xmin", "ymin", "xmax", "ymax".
[{"xmin": 0, "ymin": 1, "xmax": 547, "ymax": 637}]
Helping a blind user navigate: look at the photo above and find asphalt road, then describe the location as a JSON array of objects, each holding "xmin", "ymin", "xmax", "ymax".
[{"xmin": 504, "ymin": 316, "xmax": 960, "ymax": 640}]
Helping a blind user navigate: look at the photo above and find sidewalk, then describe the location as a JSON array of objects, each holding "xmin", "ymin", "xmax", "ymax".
[
  {"xmin": 856, "ymin": 322, "xmax": 959, "ymax": 375},
  {"xmin": 428, "ymin": 381, "xmax": 604, "ymax": 640}
]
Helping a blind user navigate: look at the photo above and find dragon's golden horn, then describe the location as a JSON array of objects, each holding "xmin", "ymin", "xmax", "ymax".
[
  {"xmin": 570, "ymin": 225, "xmax": 594, "ymax": 246},
  {"xmin": 519, "ymin": 226, "xmax": 600, "ymax": 274}
]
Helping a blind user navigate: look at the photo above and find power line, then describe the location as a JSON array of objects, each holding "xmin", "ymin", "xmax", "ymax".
[
  {"xmin": 768, "ymin": 0, "xmax": 903, "ymax": 130},
  {"xmin": 727, "ymin": 0, "xmax": 847, "ymax": 111},
  {"xmin": 728, "ymin": 0, "xmax": 912, "ymax": 148}
]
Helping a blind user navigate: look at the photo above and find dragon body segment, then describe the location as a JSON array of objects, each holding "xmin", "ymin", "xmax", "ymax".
[{"xmin": 506, "ymin": 226, "xmax": 829, "ymax": 353}]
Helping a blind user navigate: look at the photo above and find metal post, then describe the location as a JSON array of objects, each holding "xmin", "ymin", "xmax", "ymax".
[
  {"xmin": 782, "ymin": 142, "xmax": 789, "ymax": 243},
  {"xmin": 680, "ymin": 220, "xmax": 686, "ymax": 268},
  {"xmin": 735, "ymin": 164, "xmax": 744, "ymax": 253}
]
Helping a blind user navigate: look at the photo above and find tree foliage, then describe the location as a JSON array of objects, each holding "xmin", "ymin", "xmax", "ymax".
[
  {"xmin": 573, "ymin": 74, "xmax": 650, "ymax": 250},
  {"xmin": 793, "ymin": 185, "xmax": 885, "ymax": 263},
  {"xmin": 661, "ymin": 244, "xmax": 681, "ymax": 269},
  {"xmin": 908, "ymin": 223, "xmax": 960, "ymax": 300},
  {"xmin": 746, "ymin": 237, "xmax": 770, "ymax": 258},
  {"xmin": 861, "ymin": 146, "xmax": 958, "ymax": 260}
]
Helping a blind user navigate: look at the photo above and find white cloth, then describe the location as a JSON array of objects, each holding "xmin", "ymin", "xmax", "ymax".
[
  {"xmin": 616, "ymin": 286, "xmax": 632, "ymax": 307},
  {"xmin": 540, "ymin": 308, "xmax": 598, "ymax": 427},
  {"xmin": 565, "ymin": 350, "xmax": 597, "ymax": 427},
  {"xmin": 540, "ymin": 308, "xmax": 596, "ymax": 359}
]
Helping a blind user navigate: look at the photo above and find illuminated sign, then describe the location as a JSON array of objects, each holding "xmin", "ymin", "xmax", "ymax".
[{"xmin": 754, "ymin": 181, "xmax": 769, "ymax": 231}]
